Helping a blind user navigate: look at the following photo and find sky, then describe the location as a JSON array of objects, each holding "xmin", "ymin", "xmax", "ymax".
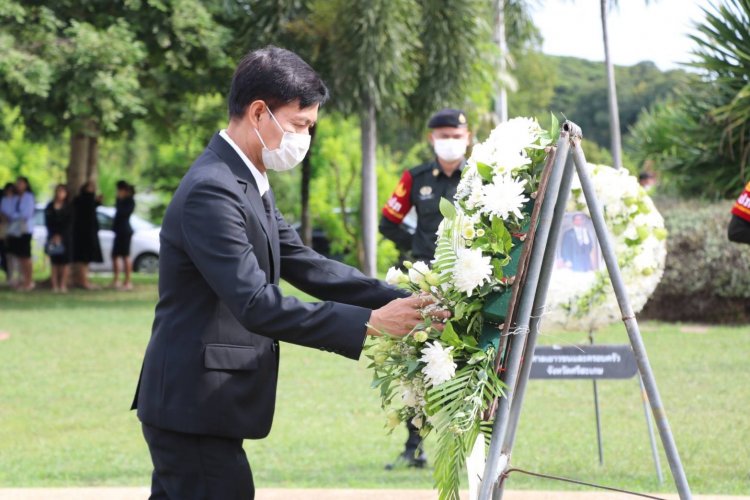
[{"xmin": 532, "ymin": 0, "xmax": 713, "ymax": 70}]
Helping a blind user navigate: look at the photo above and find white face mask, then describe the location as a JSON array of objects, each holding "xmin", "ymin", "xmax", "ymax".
[
  {"xmin": 254, "ymin": 107, "xmax": 311, "ymax": 172},
  {"xmin": 433, "ymin": 138, "xmax": 467, "ymax": 162}
]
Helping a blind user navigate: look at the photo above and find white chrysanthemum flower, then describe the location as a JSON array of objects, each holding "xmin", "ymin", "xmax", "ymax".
[
  {"xmin": 385, "ymin": 267, "xmax": 407, "ymax": 285},
  {"xmin": 466, "ymin": 187, "xmax": 485, "ymax": 210},
  {"xmin": 419, "ymin": 341, "xmax": 457, "ymax": 387},
  {"xmin": 457, "ymin": 171, "xmax": 485, "ymax": 208},
  {"xmin": 466, "ymin": 142, "xmax": 496, "ymax": 170},
  {"xmin": 453, "ymin": 247, "xmax": 493, "ymax": 296},
  {"xmin": 479, "ymin": 174, "xmax": 529, "ymax": 220},
  {"xmin": 408, "ymin": 261, "xmax": 430, "ymax": 284},
  {"xmin": 493, "ymin": 148, "xmax": 531, "ymax": 174},
  {"xmin": 488, "ymin": 117, "xmax": 542, "ymax": 153}
]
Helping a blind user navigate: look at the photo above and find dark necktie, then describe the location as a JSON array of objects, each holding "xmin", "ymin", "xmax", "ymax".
[
  {"xmin": 261, "ymin": 190, "xmax": 279, "ymax": 283},
  {"xmin": 261, "ymin": 191, "xmax": 274, "ymax": 229}
]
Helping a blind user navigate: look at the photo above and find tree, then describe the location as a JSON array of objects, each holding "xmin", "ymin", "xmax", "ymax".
[
  {"xmin": 599, "ymin": 0, "xmax": 623, "ymax": 169},
  {"xmin": 629, "ymin": 0, "xmax": 750, "ymax": 198},
  {"xmin": 492, "ymin": 0, "xmax": 539, "ymax": 123},
  {"xmin": 688, "ymin": 0, "xmax": 750, "ymax": 185},
  {"xmin": 588, "ymin": 0, "xmax": 656, "ymax": 170},
  {"xmin": 231, "ymin": 0, "xmax": 494, "ymax": 274},
  {"xmin": 0, "ymin": 0, "xmax": 232, "ymax": 194}
]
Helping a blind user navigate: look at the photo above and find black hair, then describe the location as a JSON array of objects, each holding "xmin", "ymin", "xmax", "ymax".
[
  {"xmin": 80, "ymin": 180, "xmax": 95, "ymax": 195},
  {"xmin": 228, "ymin": 46, "xmax": 329, "ymax": 119},
  {"xmin": 639, "ymin": 172, "xmax": 655, "ymax": 181},
  {"xmin": 16, "ymin": 176, "xmax": 33, "ymax": 194},
  {"xmin": 2, "ymin": 182, "xmax": 15, "ymax": 195},
  {"xmin": 54, "ymin": 184, "xmax": 69, "ymax": 201},
  {"xmin": 116, "ymin": 180, "xmax": 129, "ymax": 191}
]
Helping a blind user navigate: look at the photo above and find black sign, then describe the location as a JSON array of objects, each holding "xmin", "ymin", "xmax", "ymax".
[{"xmin": 530, "ymin": 344, "xmax": 638, "ymax": 380}]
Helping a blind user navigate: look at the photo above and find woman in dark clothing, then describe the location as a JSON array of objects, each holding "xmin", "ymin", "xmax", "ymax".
[
  {"xmin": 45, "ymin": 184, "xmax": 74, "ymax": 293},
  {"xmin": 72, "ymin": 180, "xmax": 103, "ymax": 290},
  {"xmin": 111, "ymin": 180, "xmax": 136, "ymax": 290}
]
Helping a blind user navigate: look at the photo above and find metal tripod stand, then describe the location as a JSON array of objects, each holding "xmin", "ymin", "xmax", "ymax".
[{"xmin": 478, "ymin": 121, "xmax": 692, "ymax": 500}]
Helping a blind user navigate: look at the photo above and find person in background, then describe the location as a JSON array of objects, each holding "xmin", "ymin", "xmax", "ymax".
[
  {"xmin": 638, "ymin": 171, "xmax": 657, "ymax": 191},
  {"xmin": 8, "ymin": 177, "xmax": 35, "ymax": 291},
  {"xmin": 0, "ymin": 183, "xmax": 16, "ymax": 285},
  {"xmin": 379, "ymin": 108, "xmax": 471, "ymax": 469},
  {"xmin": 45, "ymin": 184, "xmax": 74, "ymax": 293},
  {"xmin": 72, "ymin": 180, "xmax": 103, "ymax": 289},
  {"xmin": 380, "ymin": 108, "xmax": 470, "ymax": 265},
  {"xmin": 728, "ymin": 181, "xmax": 750, "ymax": 244},
  {"xmin": 111, "ymin": 180, "xmax": 136, "ymax": 290},
  {"xmin": 560, "ymin": 213, "xmax": 595, "ymax": 272}
]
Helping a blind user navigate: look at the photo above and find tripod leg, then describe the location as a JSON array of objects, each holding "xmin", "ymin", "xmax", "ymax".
[
  {"xmin": 571, "ymin": 140, "xmax": 692, "ymax": 499},
  {"xmin": 591, "ymin": 331, "xmax": 604, "ymax": 466},
  {"xmin": 493, "ymin": 153, "xmax": 577, "ymax": 500},
  {"xmin": 479, "ymin": 128, "xmax": 573, "ymax": 500},
  {"xmin": 640, "ymin": 375, "xmax": 665, "ymax": 484}
]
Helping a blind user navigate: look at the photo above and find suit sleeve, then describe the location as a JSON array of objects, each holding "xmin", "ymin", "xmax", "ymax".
[
  {"xmin": 180, "ymin": 177, "xmax": 372, "ymax": 360},
  {"xmin": 276, "ymin": 208, "xmax": 408, "ymax": 309}
]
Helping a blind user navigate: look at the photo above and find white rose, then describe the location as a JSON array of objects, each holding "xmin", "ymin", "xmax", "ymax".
[
  {"xmin": 408, "ymin": 261, "xmax": 430, "ymax": 284},
  {"xmin": 385, "ymin": 267, "xmax": 407, "ymax": 286}
]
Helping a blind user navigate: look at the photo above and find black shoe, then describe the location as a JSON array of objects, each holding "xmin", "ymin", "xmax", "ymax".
[{"xmin": 384, "ymin": 450, "xmax": 428, "ymax": 470}]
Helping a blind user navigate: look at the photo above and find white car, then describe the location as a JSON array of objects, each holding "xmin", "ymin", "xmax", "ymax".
[{"xmin": 32, "ymin": 205, "xmax": 161, "ymax": 273}]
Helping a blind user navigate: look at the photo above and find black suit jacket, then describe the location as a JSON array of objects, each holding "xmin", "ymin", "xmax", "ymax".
[{"xmin": 132, "ymin": 133, "xmax": 404, "ymax": 439}]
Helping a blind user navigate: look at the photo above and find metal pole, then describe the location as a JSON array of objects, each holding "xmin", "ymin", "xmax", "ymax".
[
  {"xmin": 493, "ymin": 0, "xmax": 508, "ymax": 123},
  {"xmin": 591, "ymin": 331, "xmax": 604, "ymax": 466},
  {"xmin": 571, "ymin": 139, "xmax": 692, "ymax": 499},
  {"xmin": 640, "ymin": 375, "xmax": 665, "ymax": 484},
  {"xmin": 479, "ymin": 126, "xmax": 572, "ymax": 500},
  {"xmin": 491, "ymin": 151, "xmax": 577, "ymax": 500}
]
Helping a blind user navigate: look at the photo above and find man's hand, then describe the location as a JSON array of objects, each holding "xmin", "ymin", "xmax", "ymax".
[{"xmin": 367, "ymin": 295, "xmax": 451, "ymax": 337}]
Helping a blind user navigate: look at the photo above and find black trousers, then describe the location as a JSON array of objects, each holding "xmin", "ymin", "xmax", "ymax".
[
  {"xmin": 142, "ymin": 423, "xmax": 254, "ymax": 500},
  {"xmin": 404, "ymin": 421, "xmax": 422, "ymax": 454}
]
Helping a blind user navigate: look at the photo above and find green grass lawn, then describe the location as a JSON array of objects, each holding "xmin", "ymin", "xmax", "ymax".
[{"xmin": 0, "ymin": 277, "xmax": 748, "ymax": 494}]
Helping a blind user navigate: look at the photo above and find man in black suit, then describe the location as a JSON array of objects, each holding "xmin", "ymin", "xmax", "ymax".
[{"xmin": 132, "ymin": 46, "xmax": 447, "ymax": 499}]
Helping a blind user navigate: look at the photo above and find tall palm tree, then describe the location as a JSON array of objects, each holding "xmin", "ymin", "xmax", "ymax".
[
  {"xmin": 495, "ymin": 0, "xmax": 510, "ymax": 123},
  {"xmin": 493, "ymin": 0, "xmax": 538, "ymax": 124},
  {"xmin": 601, "ymin": 0, "xmax": 623, "ymax": 169},
  {"xmin": 599, "ymin": 0, "xmax": 655, "ymax": 170}
]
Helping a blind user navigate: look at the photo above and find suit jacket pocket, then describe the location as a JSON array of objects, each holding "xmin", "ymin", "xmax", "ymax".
[{"xmin": 204, "ymin": 344, "xmax": 259, "ymax": 371}]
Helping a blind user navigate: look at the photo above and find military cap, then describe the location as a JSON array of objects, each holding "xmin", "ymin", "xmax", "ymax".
[{"xmin": 427, "ymin": 108, "xmax": 468, "ymax": 129}]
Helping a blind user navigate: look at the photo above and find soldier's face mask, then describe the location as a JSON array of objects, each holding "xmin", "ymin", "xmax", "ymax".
[
  {"xmin": 433, "ymin": 138, "xmax": 467, "ymax": 162},
  {"xmin": 254, "ymin": 105, "xmax": 311, "ymax": 172}
]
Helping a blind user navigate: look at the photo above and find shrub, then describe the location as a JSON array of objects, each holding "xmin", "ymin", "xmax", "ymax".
[{"xmin": 641, "ymin": 198, "xmax": 750, "ymax": 323}]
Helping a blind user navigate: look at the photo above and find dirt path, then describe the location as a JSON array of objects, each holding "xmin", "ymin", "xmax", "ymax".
[{"xmin": 0, "ymin": 488, "xmax": 747, "ymax": 500}]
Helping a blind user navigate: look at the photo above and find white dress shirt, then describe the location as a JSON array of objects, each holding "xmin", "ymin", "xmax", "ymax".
[
  {"xmin": 574, "ymin": 226, "xmax": 590, "ymax": 245},
  {"xmin": 219, "ymin": 129, "xmax": 269, "ymax": 196}
]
